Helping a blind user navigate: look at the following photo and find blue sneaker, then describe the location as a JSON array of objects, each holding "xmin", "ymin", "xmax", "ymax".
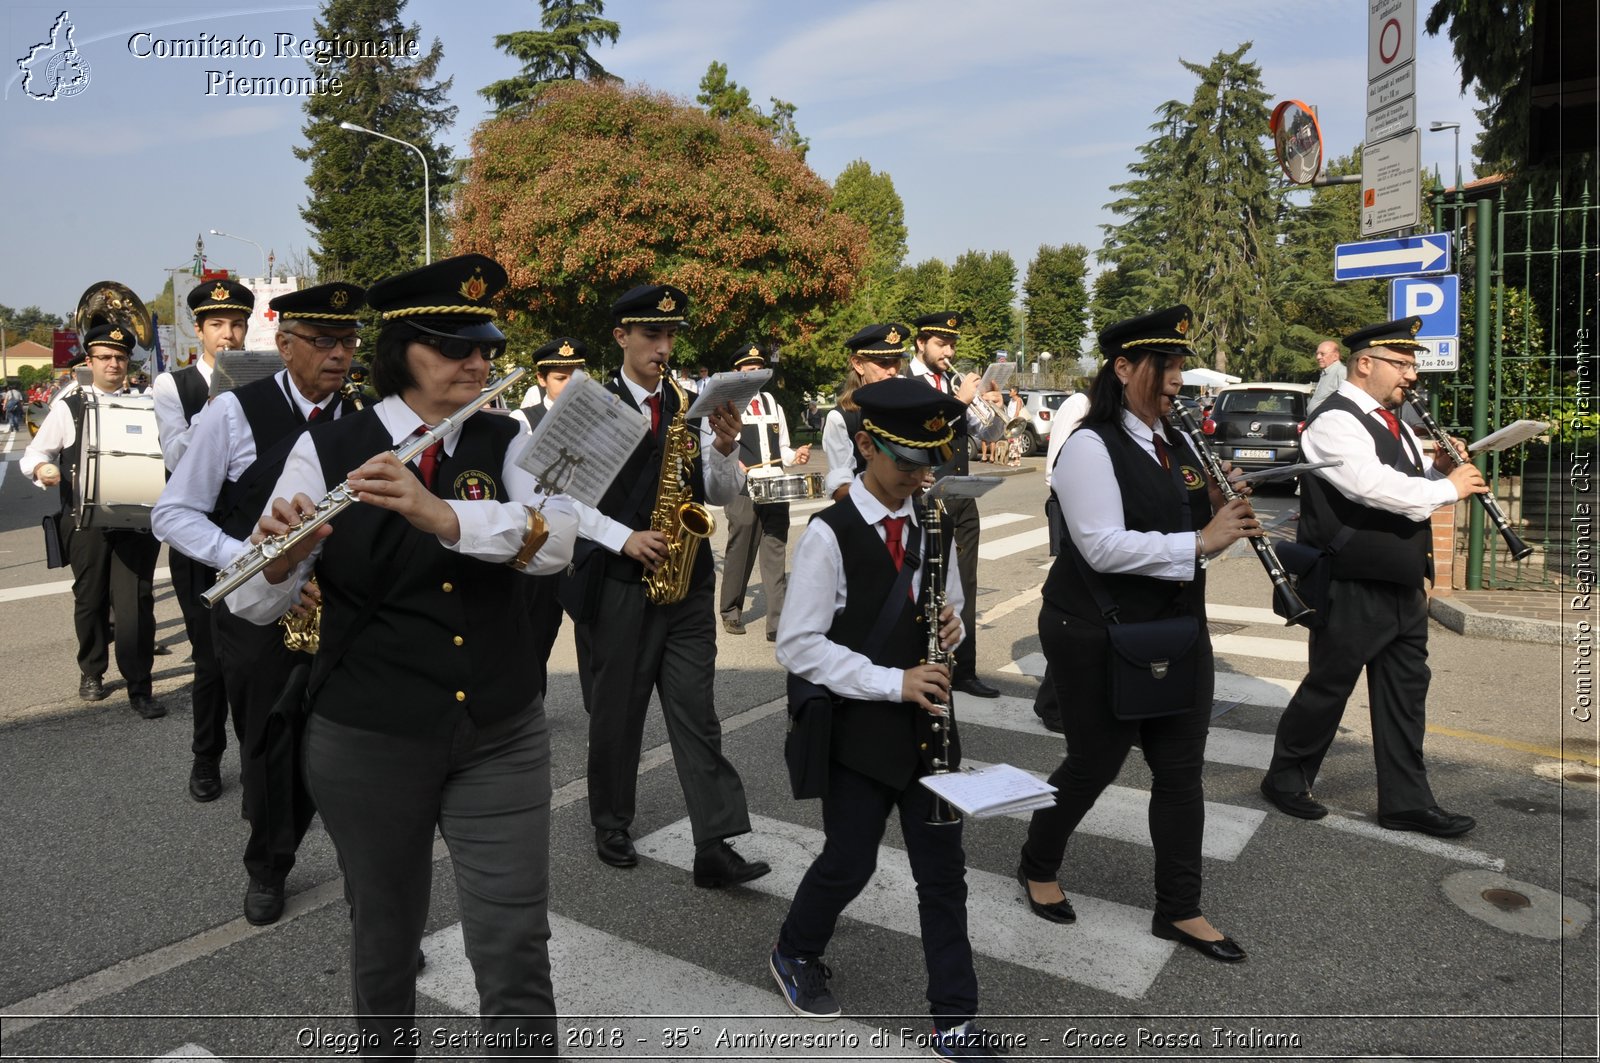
[
  {"xmin": 930, "ymin": 1021, "xmax": 1007, "ymax": 1060},
  {"xmin": 768, "ymin": 945, "xmax": 840, "ymax": 1020}
]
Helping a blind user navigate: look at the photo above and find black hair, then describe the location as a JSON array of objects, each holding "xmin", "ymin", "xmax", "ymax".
[
  {"xmin": 1083, "ymin": 349, "xmax": 1182, "ymax": 427},
  {"xmin": 372, "ymin": 322, "xmax": 421, "ymax": 398}
]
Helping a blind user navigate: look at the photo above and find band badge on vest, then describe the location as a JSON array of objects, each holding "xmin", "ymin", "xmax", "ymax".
[
  {"xmin": 1180, "ymin": 465, "xmax": 1204, "ymax": 490},
  {"xmin": 453, "ymin": 470, "xmax": 497, "ymax": 501}
]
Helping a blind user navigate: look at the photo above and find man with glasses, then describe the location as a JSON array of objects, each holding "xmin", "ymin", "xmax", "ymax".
[
  {"xmin": 22, "ymin": 324, "xmax": 165, "ymax": 718},
  {"xmin": 153, "ymin": 282, "xmax": 366, "ymax": 924},
  {"xmin": 1261, "ymin": 317, "xmax": 1488, "ymax": 837}
]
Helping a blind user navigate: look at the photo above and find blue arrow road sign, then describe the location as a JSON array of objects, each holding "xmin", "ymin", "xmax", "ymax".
[
  {"xmin": 1390, "ymin": 275, "xmax": 1460, "ymax": 339},
  {"xmin": 1333, "ymin": 232, "xmax": 1452, "ymax": 281}
]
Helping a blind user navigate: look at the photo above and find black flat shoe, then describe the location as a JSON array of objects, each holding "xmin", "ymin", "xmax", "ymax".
[
  {"xmin": 188, "ymin": 756, "xmax": 222, "ymax": 802},
  {"xmin": 1151, "ymin": 916, "xmax": 1246, "ymax": 963},
  {"xmin": 1378, "ymin": 805, "xmax": 1475, "ymax": 837},
  {"xmin": 693, "ymin": 840, "xmax": 770, "ymax": 888},
  {"xmin": 79, "ymin": 675, "xmax": 107, "ymax": 702},
  {"xmin": 1016, "ymin": 866, "xmax": 1075, "ymax": 924},
  {"xmin": 595, "ymin": 828, "xmax": 638, "ymax": 868},
  {"xmin": 953, "ymin": 676, "xmax": 1000, "ymax": 699},
  {"xmin": 1259, "ymin": 778, "xmax": 1327, "ymax": 820},
  {"xmin": 244, "ymin": 879, "xmax": 285, "ymax": 926},
  {"xmin": 130, "ymin": 694, "xmax": 167, "ymax": 720}
]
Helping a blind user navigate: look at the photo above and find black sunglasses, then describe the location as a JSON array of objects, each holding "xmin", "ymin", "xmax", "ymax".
[{"xmin": 415, "ymin": 335, "xmax": 508, "ymax": 361}]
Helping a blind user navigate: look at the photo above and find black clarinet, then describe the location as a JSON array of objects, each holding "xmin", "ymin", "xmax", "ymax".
[
  {"xmin": 1404, "ymin": 392, "xmax": 1533, "ymax": 561},
  {"xmin": 1167, "ymin": 405, "xmax": 1315, "ymax": 626},
  {"xmin": 919, "ymin": 492, "xmax": 961, "ymax": 826}
]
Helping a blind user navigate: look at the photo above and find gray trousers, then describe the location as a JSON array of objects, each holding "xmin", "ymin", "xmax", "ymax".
[
  {"xmin": 304, "ymin": 708, "xmax": 555, "ymax": 1058},
  {"xmin": 1265, "ymin": 579, "xmax": 1436, "ymax": 815},
  {"xmin": 577, "ymin": 574, "xmax": 752, "ymax": 847},
  {"xmin": 718, "ymin": 493, "xmax": 790, "ymax": 635}
]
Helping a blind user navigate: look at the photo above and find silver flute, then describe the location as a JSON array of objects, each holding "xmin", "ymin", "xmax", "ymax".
[{"xmin": 202, "ymin": 367, "xmax": 526, "ymax": 608}]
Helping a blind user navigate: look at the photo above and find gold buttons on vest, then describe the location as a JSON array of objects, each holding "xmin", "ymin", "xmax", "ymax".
[
  {"xmin": 453, "ymin": 636, "xmax": 464, "ymax": 646},
  {"xmin": 455, "ymin": 691, "xmax": 466, "ymax": 702},
  {"xmin": 919, "ymin": 742, "xmax": 928, "ymax": 751},
  {"xmin": 442, "ymin": 582, "xmax": 454, "ymax": 593}
]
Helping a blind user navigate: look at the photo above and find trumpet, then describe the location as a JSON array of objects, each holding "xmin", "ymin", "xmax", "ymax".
[
  {"xmin": 1404, "ymin": 392, "xmax": 1533, "ymax": 561},
  {"xmin": 1167, "ymin": 404, "xmax": 1315, "ymax": 626},
  {"xmin": 919, "ymin": 491, "xmax": 961, "ymax": 826},
  {"xmin": 203, "ymin": 368, "xmax": 526, "ymax": 608}
]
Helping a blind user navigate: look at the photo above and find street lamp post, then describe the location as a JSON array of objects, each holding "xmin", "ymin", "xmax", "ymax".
[
  {"xmin": 1427, "ymin": 121, "xmax": 1462, "ymax": 191},
  {"xmin": 340, "ymin": 120, "xmax": 431, "ymax": 264},
  {"xmin": 208, "ymin": 229, "xmax": 268, "ymax": 277}
]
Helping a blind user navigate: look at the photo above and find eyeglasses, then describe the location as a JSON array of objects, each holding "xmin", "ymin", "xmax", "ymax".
[
  {"xmin": 90, "ymin": 354, "xmax": 130, "ymax": 363},
  {"xmin": 1366, "ymin": 353, "xmax": 1418, "ymax": 375},
  {"xmin": 287, "ymin": 331, "xmax": 362, "ymax": 350},
  {"xmin": 414, "ymin": 335, "xmax": 508, "ymax": 361},
  {"xmin": 872, "ymin": 436, "xmax": 925, "ymax": 473}
]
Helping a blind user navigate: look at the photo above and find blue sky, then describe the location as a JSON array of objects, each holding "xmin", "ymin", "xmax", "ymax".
[{"xmin": 1, "ymin": 0, "xmax": 1483, "ymax": 323}]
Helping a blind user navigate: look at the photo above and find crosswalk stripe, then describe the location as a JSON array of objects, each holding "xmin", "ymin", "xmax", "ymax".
[
  {"xmin": 1211, "ymin": 633, "xmax": 1308, "ymax": 664},
  {"xmin": 1214, "ymin": 671, "xmax": 1299, "ymax": 710},
  {"xmin": 418, "ymin": 915, "xmax": 883, "ymax": 1053},
  {"xmin": 153, "ymin": 1048, "xmax": 218, "ymax": 1060},
  {"xmin": 998, "ymin": 651, "xmax": 1047, "ymax": 678},
  {"xmin": 634, "ymin": 815, "xmax": 1177, "ymax": 1000},
  {"xmin": 0, "ymin": 567, "xmax": 172, "ymax": 605},
  {"xmin": 977, "ymin": 526, "xmax": 1052, "ymax": 561},
  {"xmin": 979, "ymin": 511, "xmax": 1031, "ymax": 532},
  {"xmin": 1208, "ymin": 603, "xmax": 1292, "ymax": 626}
]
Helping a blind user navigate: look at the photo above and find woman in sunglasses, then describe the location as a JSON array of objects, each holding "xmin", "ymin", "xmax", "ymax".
[{"xmin": 228, "ymin": 253, "xmax": 576, "ymax": 1057}]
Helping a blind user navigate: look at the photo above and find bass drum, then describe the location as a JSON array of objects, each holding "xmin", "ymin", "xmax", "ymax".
[
  {"xmin": 746, "ymin": 472, "xmax": 826, "ymax": 504},
  {"xmin": 75, "ymin": 393, "xmax": 164, "ymax": 531}
]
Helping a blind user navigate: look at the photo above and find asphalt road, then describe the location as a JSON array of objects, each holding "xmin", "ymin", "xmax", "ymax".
[{"xmin": 0, "ymin": 426, "xmax": 1594, "ymax": 1061}]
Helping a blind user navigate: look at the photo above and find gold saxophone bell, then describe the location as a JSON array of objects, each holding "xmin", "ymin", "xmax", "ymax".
[{"xmin": 643, "ymin": 379, "xmax": 715, "ymax": 605}]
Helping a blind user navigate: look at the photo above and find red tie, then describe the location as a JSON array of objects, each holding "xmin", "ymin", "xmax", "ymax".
[
  {"xmin": 414, "ymin": 425, "xmax": 443, "ymax": 490},
  {"xmin": 1152, "ymin": 433, "xmax": 1172, "ymax": 470},
  {"xmin": 882, "ymin": 516, "xmax": 907, "ymax": 571},
  {"xmin": 645, "ymin": 393, "xmax": 662, "ymax": 434},
  {"xmin": 933, "ymin": 374, "xmax": 945, "ymax": 393},
  {"xmin": 307, "ymin": 405, "xmax": 322, "ymax": 422},
  {"xmin": 749, "ymin": 397, "xmax": 762, "ymax": 416},
  {"xmin": 1376, "ymin": 408, "xmax": 1402, "ymax": 439}
]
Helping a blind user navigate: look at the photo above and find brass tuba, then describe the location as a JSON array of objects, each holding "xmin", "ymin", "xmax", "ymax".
[
  {"xmin": 74, "ymin": 281, "xmax": 154, "ymax": 353},
  {"xmin": 643, "ymin": 378, "xmax": 715, "ymax": 605}
]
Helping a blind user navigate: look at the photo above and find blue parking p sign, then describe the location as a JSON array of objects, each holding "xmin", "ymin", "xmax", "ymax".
[{"xmin": 1389, "ymin": 275, "xmax": 1459, "ymax": 339}]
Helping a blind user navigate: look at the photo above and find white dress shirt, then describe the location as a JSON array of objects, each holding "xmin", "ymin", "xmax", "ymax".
[
  {"xmin": 19, "ymin": 384, "xmax": 125, "ymax": 483},
  {"xmin": 151, "ymin": 370, "xmax": 344, "ymax": 570},
  {"xmin": 821, "ymin": 407, "xmax": 857, "ymax": 496},
  {"xmin": 1300, "ymin": 380, "xmax": 1455, "ymax": 522},
  {"xmin": 908, "ymin": 357, "xmax": 987, "ymax": 434},
  {"xmin": 1044, "ymin": 392, "xmax": 1090, "ymax": 493},
  {"xmin": 1054, "ymin": 408, "xmax": 1201, "ymax": 580},
  {"xmin": 742, "ymin": 391, "xmax": 799, "ymax": 479},
  {"xmin": 776, "ymin": 477, "xmax": 965, "ymax": 703},
  {"xmin": 572, "ymin": 372, "xmax": 743, "ymax": 556},
  {"xmin": 152, "ymin": 358, "xmax": 215, "ymax": 473},
  {"xmin": 226, "ymin": 393, "xmax": 577, "ymax": 625}
]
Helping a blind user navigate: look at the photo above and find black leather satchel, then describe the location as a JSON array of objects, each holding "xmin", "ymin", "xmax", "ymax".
[
  {"xmin": 1105, "ymin": 615, "xmax": 1201, "ymax": 720},
  {"xmin": 557, "ymin": 539, "xmax": 606, "ymax": 623}
]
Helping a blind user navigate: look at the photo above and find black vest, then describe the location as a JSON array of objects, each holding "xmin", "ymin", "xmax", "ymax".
[
  {"xmin": 593, "ymin": 374, "xmax": 713, "ymax": 588},
  {"xmin": 55, "ymin": 391, "xmax": 89, "ymax": 518},
  {"xmin": 1298, "ymin": 393, "xmax": 1432, "ymax": 587},
  {"xmin": 1042, "ymin": 422, "xmax": 1213, "ymax": 625},
  {"xmin": 816, "ymin": 497, "xmax": 958, "ymax": 790},
  {"xmin": 173, "ymin": 364, "xmax": 209, "ymax": 423},
  {"xmin": 210, "ymin": 377, "xmax": 355, "ymax": 540},
  {"xmin": 737, "ymin": 393, "xmax": 783, "ymax": 468},
  {"xmin": 917, "ymin": 366, "xmax": 971, "ymax": 478},
  {"xmin": 521, "ymin": 403, "xmax": 548, "ymax": 433},
  {"xmin": 306, "ymin": 409, "xmax": 535, "ymax": 738}
]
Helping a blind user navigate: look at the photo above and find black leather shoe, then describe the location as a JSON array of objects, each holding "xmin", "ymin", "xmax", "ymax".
[
  {"xmin": 244, "ymin": 879, "xmax": 285, "ymax": 925},
  {"xmin": 722, "ymin": 618, "xmax": 746, "ymax": 635},
  {"xmin": 1378, "ymin": 805, "xmax": 1476, "ymax": 837},
  {"xmin": 1259, "ymin": 778, "xmax": 1327, "ymax": 820},
  {"xmin": 1151, "ymin": 915, "xmax": 1247, "ymax": 963},
  {"xmin": 953, "ymin": 676, "xmax": 1000, "ymax": 699},
  {"xmin": 417, "ymin": 949, "xmax": 427, "ymax": 972},
  {"xmin": 595, "ymin": 828, "xmax": 638, "ymax": 868},
  {"xmin": 766, "ymin": 630, "xmax": 777, "ymax": 642},
  {"xmin": 1035, "ymin": 711, "xmax": 1064, "ymax": 734},
  {"xmin": 1016, "ymin": 866, "xmax": 1076, "ymax": 924},
  {"xmin": 130, "ymin": 694, "xmax": 167, "ymax": 720},
  {"xmin": 79, "ymin": 675, "xmax": 107, "ymax": 702},
  {"xmin": 189, "ymin": 756, "xmax": 222, "ymax": 802},
  {"xmin": 693, "ymin": 840, "xmax": 771, "ymax": 888}
]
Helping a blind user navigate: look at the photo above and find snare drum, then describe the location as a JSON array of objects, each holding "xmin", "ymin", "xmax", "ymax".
[
  {"xmin": 75, "ymin": 394, "xmax": 164, "ymax": 531},
  {"xmin": 746, "ymin": 472, "xmax": 825, "ymax": 505}
]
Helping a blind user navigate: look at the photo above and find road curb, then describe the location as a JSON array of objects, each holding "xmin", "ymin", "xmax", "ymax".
[{"xmin": 1429, "ymin": 594, "xmax": 1567, "ymax": 644}]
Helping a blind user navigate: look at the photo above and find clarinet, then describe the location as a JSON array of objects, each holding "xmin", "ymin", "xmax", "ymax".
[
  {"xmin": 1404, "ymin": 392, "xmax": 1533, "ymax": 561},
  {"xmin": 919, "ymin": 492, "xmax": 962, "ymax": 826},
  {"xmin": 1166, "ymin": 404, "xmax": 1315, "ymax": 626}
]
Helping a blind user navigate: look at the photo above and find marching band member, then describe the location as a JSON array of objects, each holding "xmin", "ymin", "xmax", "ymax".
[
  {"xmin": 719, "ymin": 343, "xmax": 810, "ymax": 641},
  {"xmin": 229, "ymin": 254, "xmax": 575, "ymax": 1056},
  {"xmin": 908, "ymin": 312, "xmax": 1003, "ymax": 699},
  {"xmin": 21, "ymin": 325, "xmax": 163, "ymax": 718},
  {"xmin": 568, "ymin": 283, "xmax": 769, "ymax": 887},
  {"xmin": 151, "ymin": 282, "xmax": 366, "ymax": 926},
  {"xmin": 152, "ymin": 278, "xmax": 253, "ymax": 802},
  {"xmin": 821, "ymin": 324, "xmax": 908, "ymax": 501}
]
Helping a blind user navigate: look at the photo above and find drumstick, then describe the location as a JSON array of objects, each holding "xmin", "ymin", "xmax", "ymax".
[{"xmin": 745, "ymin": 457, "xmax": 784, "ymax": 470}]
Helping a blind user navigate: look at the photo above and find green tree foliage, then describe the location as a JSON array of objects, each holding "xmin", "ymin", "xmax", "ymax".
[
  {"xmin": 696, "ymin": 60, "xmax": 809, "ymax": 159},
  {"xmin": 481, "ymin": 0, "xmax": 619, "ymax": 114},
  {"xmin": 452, "ymin": 81, "xmax": 867, "ymax": 396},
  {"xmin": 1022, "ymin": 243, "xmax": 1091, "ymax": 360},
  {"xmin": 1425, "ymin": 0, "xmax": 1530, "ymax": 175},
  {"xmin": 1093, "ymin": 99, "xmax": 1189, "ymax": 333},
  {"xmin": 296, "ymin": 0, "xmax": 455, "ymax": 285},
  {"xmin": 892, "ymin": 259, "xmax": 952, "ymax": 326},
  {"xmin": 948, "ymin": 251, "xmax": 1017, "ymax": 361},
  {"xmin": 0, "ymin": 303, "xmax": 64, "ymax": 344}
]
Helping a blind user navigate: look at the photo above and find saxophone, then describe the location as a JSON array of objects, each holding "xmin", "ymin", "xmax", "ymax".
[{"xmin": 643, "ymin": 378, "xmax": 716, "ymax": 605}]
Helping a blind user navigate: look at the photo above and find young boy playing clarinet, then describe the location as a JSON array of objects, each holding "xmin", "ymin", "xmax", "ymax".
[{"xmin": 770, "ymin": 374, "xmax": 1008, "ymax": 1060}]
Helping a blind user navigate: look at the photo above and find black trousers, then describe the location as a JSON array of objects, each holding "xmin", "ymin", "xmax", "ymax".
[
  {"xmin": 524, "ymin": 575, "xmax": 564, "ymax": 701},
  {"xmin": 1265, "ymin": 578, "xmax": 1435, "ymax": 815},
  {"xmin": 945, "ymin": 496, "xmax": 980, "ymax": 679},
  {"xmin": 719, "ymin": 494, "xmax": 790, "ymax": 636},
  {"xmin": 169, "ymin": 550, "xmax": 232, "ymax": 758},
  {"xmin": 778, "ymin": 761, "xmax": 977, "ymax": 1028},
  {"xmin": 575, "ymin": 573, "xmax": 751, "ymax": 846},
  {"xmin": 213, "ymin": 604, "xmax": 314, "ymax": 887},
  {"xmin": 67, "ymin": 526, "xmax": 159, "ymax": 696},
  {"xmin": 1033, "ymin": 663, "xmax": 1060, "ymax": 723},
  {"xmin": 1021, "ymin": 602, "xmax": 1213, "ymax": 921}
]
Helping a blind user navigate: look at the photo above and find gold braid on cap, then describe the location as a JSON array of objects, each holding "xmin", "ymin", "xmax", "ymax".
[
  {"xmin": 280, "ymin": 311, "xmax": 363, "ymax": 322},
  {"xmin": 1120, "ymin": 337, "xmax": 1194, "ymax": 349},
  {"xmin": 618, "ymin": 313, "xmax": 686, "ymax": 324},
  {"xmin": 382, "ymin": 306, "xmax": 497, "ymax": 321},
  {"xmin": 917, "ymin": 325, "xmax": 960, "ymax": 336},
  {"xmin": 861, "ymin": 416, "xmax": 955, "ymax": 449},
  {"xmin": 195, "ymin": 302, "xmax": 254, "ymax": 314}
]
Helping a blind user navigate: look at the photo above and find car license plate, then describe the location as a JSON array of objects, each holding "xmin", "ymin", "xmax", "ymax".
[{"xmin": 1234, "ymin": 448, "xmax": 1274, "ymax": 460}]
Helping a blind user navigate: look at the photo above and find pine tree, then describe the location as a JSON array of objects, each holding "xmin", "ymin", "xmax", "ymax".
[
  {"xmin": 1092, "ymin": 99, "xmax": 1190, "ymax": 334},
  {"xmin": 1022, "ymin": 243, "xmax": 1091, "ymax": 361},
  {"xmin": 481, "ymin": 0, "xmax": 620, "ymax": 114},
  {"xmin": 696, "ymin": 60, "xmax": 810, "ymax": 159},
  {"xmin": 295, "ymin": 0, "xmax": 455, "ymax": 285}
]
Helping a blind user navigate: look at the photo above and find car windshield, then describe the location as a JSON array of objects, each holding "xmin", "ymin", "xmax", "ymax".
[{"xmin": 1217, "ymin": 391, "xmax": 1299, "ymax": 416}]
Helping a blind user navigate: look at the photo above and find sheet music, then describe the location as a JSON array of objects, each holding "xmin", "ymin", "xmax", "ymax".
[
  {"xmin": 926, "ymin": 475, "xmax": 1004, "ymax": 502},
  {"xmin": 514, "ymin": 372, "xmax": 648, "ymax": 508},
  {"xmin": 977, "ymin": 361, "xmax": 1015, "ymax": 393},
  {"xmin": 1234, "ymin": 460, "xmax": 1342, "ymax": 485},
  {"xmin": 684, "ymin": 369, "xmax": 773, "ymax": 419},
  {"xmin": 919, "ymin": 763, "xmax": 1057, "ymax": 818},
  {"xmin": 208, "ymin": 351, "xmax": 283, "ymax": 397},
  {"xmin": 1468, "ymin": 419, "xmax": 1548, "ymax": 453}
]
